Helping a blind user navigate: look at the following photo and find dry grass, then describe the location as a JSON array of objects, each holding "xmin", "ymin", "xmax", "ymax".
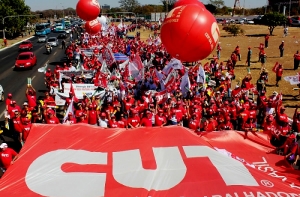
[{"xmin": 129, "ymin": 24, "xmax": 300, "ymax": 117}]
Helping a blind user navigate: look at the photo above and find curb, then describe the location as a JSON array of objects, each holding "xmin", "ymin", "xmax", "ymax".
[{"xmin": 0, "ymin": 36, "xmax": 35, "ymax": 52}]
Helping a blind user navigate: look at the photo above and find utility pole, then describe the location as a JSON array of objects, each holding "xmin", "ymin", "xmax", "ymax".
[
  {"xmin": 288, "ymin": 0, "xmax": 292, "ymax": 17},
  {"xmin": 2, "ymin": 14, "xmax": 39, "ymax": 39},
  {"xmin": 166, "ymin": 0, "xmax": 169, "ymax": 13}
]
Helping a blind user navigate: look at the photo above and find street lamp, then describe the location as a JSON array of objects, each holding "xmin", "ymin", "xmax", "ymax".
[{"xmin": 2, "ymin": 14, "xmax": 40, "ymax": 39}]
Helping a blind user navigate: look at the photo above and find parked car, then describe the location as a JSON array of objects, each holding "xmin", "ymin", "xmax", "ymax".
[
  {"xmin": 57, "ymin": 33, "xmax": 67, "ymax": 39},
  {"xmin": 19, "ymin": 40, "xmax": 33, "ymax": 51},
  {"xmin": 235, "ymin": 19, "xmax": 244, "ymax": 24},
  {"xmin": 47, "ymin": 37, "xmax": 59, "ymax": 47},
  {"xmin": 0, "ymin": 85, "xmax": 4, "ymax": 101},
  {"xmin": 38, "ymin": 35, "xmax": 47, "ymax": 42},
  {"xmin": 14, "ymin": 52, "xmax": 37, "ymax": 70}
]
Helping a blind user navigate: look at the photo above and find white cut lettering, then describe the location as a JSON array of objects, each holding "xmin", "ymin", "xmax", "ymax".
[
  {"xmin": 26, "ymin": 150, "xmax": 107, "ymax": 197},
  {"xmin": 243, "ymin": 192, "xmax": 255, "ymax": 197}
]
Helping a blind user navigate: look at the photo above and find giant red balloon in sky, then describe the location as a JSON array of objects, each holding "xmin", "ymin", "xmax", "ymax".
[
  {"xmin": 85, "ymin": 19, "xmax": 101, "ymax": 35},
  {"xmin": 76, "ymin": 0, "xmax": 101, "ymax": 21},
  {"xmin": 174, "ymin": 0, "xmax": 205, "ymax": 8},
  {"xmin": 160, "ymin": 5, "xmax": 220, "ymax": 62}
]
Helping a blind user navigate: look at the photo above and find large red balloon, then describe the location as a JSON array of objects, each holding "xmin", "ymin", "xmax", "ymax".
[
  {"xmin": 174, "ymin": 0, "xmax": 205, "ymax": 8},
  {"xmin": 76, "ymin": 0, "xmax": 101, "ymax": 21},
  {"xmin": 160, "ymin": 5, "xmax": 220, "ymax": 62},
  {"xmin": 85, "ymin": 19, "xmax": 101, "ymax": 35}
]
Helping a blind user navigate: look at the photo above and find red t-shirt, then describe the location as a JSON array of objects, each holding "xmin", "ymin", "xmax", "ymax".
[
  {"xmin": 26, "ymin": 94, "xmax": 37, "ymax": 108},
  {"xmin": 88, "ymin": 110, "xmax": 98, "ymax": 125},
  {"xmin": 45, "ymin": 116, "xmax": 60, "ymax": 124},
  {"xmin": 155, "ymin": 115, "xmax": 166, "ymax": 126},
  {"xmin": 128, "ymin": 116, "xmax": 140, "ymax": 127},
  {"xmin": 0, "ymin": 148, "xmax": 18, "ymax": 169},
  {"xmin": 188, "ymin": 119, "xmax": 199, "ymax": 130},
  {"xmin": 13, "ymin": 117, "xmax": 23, "ymax": 133},
  {"xmin": 276, "ymin": 68, "xmax": 283, "ymax": 77},
  {"xmin": 108, "ymin": 120, "xmax": 119, "ymax": 128},
  {"xmin": 140, "ymin": 117, "xmax": 152, "ymax": 127},
  {"xmin": 22, "ymin": 123, "xmax": 32, "ymax": 141},
  {"xmin": 118, "ymin": 119, "xmax": 127, "ymax": 128},
  {"xmin": 8, "ymin": 105, "xmax": 21, "ymax": 119}
]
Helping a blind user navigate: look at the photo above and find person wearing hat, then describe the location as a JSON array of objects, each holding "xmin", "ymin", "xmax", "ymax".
[
  {"xmin": 0, "ymin": 143, "xmax": 18, "ymax": 172},
  {"xmin": 44, "ymin": 109, "xmax": 60, "ymax": 124},
  {"xmin": 12, "ymin": 110, "xmax": 23, "ymax": 144},
  {"xmin": 127, "ymin": 110, "xmax": 140, "ymax": 129},
  {"xmin": 26, "ymin": 84, "xmax": 37, "ymax": 108},
  {"xmin": 117, "ymin": 114, "xmax": 127, "ymax": 128},
  {"xmin": 98, "ymin": 112, "xmax": 108, "ymax": 128},
  {"xmin": 265, "ymin": 34, "xmax": 270, "ymax": 48},
  {"xmin": 63, "ymin": 112, "xmax": 77, "ymax": 124},
  {"xmin": 279, "ymin": 41, "xmax": 284, "ymax": 58},
  {"xmin": 246, "ymin": 47, "xmax": 252, "ymax": 67},
  {"xmin": 217, "ymin": 116, "xmax": 233, "ymax": 131},
  {"xmin": 140, "ymin": 111, "xmax": 153, "ymax": 127},
  {"xmin": 8, "ymin": 101, "xmax": 21, "ymax": 120},
  {"xmin": 108, "ymin": 115, "xmax": 119, "ymax": 128},
  {"xmin": 216, "ymin": 42, "xmax": 221, "ymax": 59},
  {"xmin": 154, "ymin": 109, "xmax": 167, "ymax": 127},
  {"xmin": 275, "ymin": 64, "xmax": 283, "ymax": 87},
  {"xmin": 43, "ymin": 92, "xmax": 55, "ymax": 106},
  {"xmin": 20, "ymin": 117, "xmax": 32, "ymax": 145},
  {"xmin": 5, "ymin": 93, "xmax": 13, "ymax": 111}
]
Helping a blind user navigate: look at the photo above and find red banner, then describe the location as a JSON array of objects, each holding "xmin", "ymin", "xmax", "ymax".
[{"xmin": 0, "ymin": 125, "xmax": 299, "ymax": 196}]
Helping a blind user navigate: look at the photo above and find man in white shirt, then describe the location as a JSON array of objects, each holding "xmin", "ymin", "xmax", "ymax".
[{"xmin": 98, "ymin": 112, "xmax": 108, "ymax": 128}]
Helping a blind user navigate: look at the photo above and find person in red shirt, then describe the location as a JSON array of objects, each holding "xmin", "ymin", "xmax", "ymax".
[
  {"xmin": 63, "ymin": 112, "xmax": 77, "ymax": 124},
  {"xmin": 265, "ymin": 34, "xmax": 269, "ymax": 48},
  {"xmin": 78, "ymin": 112, "xmax": 89, "ymax": 124},
  {"xmin": 203, "ymin": 116, "xmax": 218, "ymax": 132},
  {"xmin": 275, "ymin": 64, "xmax": 283, "ymax": 87},
  {"xmin": 21, "ymin": 117, "xmax": 32, "ymax": 144},
  {"xmin": 231, "ymin": 52, "xmax": 237, "ymax": 68},
  {"xmin": 87, "ymin": 104, "xmax": 98, "ymax": 126},
  {"xmin": 140, "ymin": 111, "xmax": 153, "ymax": 127},
  {"xmin": 188, "ymin": 113, "xmax": 200, "ymax": 131},
  {"xmin": 117, "ymin": 114, "xmax": 127, "ymax": 128},
  {"xmin": 238, "ymin": 106, "xmax": 249, "ymax": 131},
  {"xmin": 43, "ymin": 92, "xmax": 55, "ymax": 106},
  {"xmin": 5, "ymin": 93, "xmax": 13, "ymax": 111},
  {"xmin": 218, "ymin": 116, "xmax": 233, "ymax": 131},
  {"xmin": 8, "ymin": 101, "xmax": 21, "ymax": 120},
  {"xmin": 263, "ymin": 114, "xmax": 276, "ymax": 139},
  {"xmin": 0, "ymin": 143, "xmax": 18, "ymax": 171},
  {"xmin": 243, "ymin": 117, "xmax": 257, "ymax": 138},
  {"xmin": 155, "ymin": 109, "xmax": 167, "ymax": 127},
  {"xmin": 241, "ymin": 73, "xmax": 252, "ymax": 90},
  {"xmin": 292, "ymin": 106, "xmax": 300, "ymax": 133},
  {"xmin": 12, "ymin": 110, "xmax": 23, "ymax": 144},
  {"xmin": 26, "ymin": 84, "xmax": 37, "ymax": 108},
  {"xmin": 44, "ymin": 109, "xmax": 60, "ymax": 124},
  {"xmin": 127, "ymin": 110, "xmax": 140, "ymax": 129},
  {"xmin": 108, "ymin": 115, "xmax": 119, "ymax": 128},
  {"xmin": 234, "ymin": 45, "xmax": 241, "ymax": 61}
]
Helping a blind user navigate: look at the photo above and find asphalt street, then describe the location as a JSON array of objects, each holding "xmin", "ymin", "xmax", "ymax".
[{"xmin": 0, "ymin": 33, "xmax": 69, "ymax": 120}]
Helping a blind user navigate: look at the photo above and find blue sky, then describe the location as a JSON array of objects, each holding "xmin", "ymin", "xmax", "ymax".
[{"xmin": 25, "ymin": 0, "xmax": 267, "ymax": 11}]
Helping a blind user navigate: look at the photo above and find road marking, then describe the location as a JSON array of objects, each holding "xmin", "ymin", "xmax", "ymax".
[
  {"xmin": 54, "ymin": 51, "xmax": 57, "ymax": 56},
  {"xmin": 0, "ymin": 110, "xmax": 5, "ymax": 119},
  {"xmin": 32, "ymin": 75, "xmax": 36, "ymax": 81},
  {"xmin": 11, "ymin": 65, "xmax": 15, "ymax": 69},
  {"xmin": 45, "ymin": 60, "xmax": 49, "ymax": 64},
  {"xmin": 1, "ymin": 55, "xmax": 9, "ymax": 60}
]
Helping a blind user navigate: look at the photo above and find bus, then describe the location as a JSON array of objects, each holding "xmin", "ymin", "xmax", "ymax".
[
  {"xmin": 65, "ymin": 20, "xmax": 71, "ymax": 27},
  {"xmin": 35, "ymin": 23, "xmax": 51, "ymax": 35},
  {"xmin": 54, "ymin": 19, "xmax": 66, "ymax": 32}
]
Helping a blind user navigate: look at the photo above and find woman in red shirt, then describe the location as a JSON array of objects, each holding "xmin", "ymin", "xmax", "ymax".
[
  {"xmin": 155, "ymin": 110, "xmax": 167, "ymax": 127},
  {"xmin": 140, "ymin": 111, "xmax": 152, "ymax": 127},
  {"xmin": 127, "ymin": 110, "xmax": 140, "ymax": 129}
]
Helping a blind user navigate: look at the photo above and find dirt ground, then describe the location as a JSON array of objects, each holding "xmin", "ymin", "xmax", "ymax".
[
  {"xmin": 130, "ymin": 24, "xmax": 300, "ymax": 117},
  {"xmin": 0, "ymin": 33, "xmax": 33, "ymax": 49}
]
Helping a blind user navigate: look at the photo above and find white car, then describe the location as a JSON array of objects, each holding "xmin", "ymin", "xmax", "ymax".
[
  {"xmin": 38, "ymin": 35, "xmax": 47, "ymax": 42},
  {"xmin": 47, "ymin": 37, "xmax": 59, "ymax": 47}
]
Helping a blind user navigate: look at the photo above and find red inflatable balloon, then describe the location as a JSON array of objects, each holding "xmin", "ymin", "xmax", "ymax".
[
  {"xmin": 85, "ymin": 19, "xmax": 101, "ymax": 35},
  {"xmin": 160, "ymin": 5, "xmax": 220, "ymax": 62},
  {"xmin": 76, "ymin": 0, "xmax": 101, "ymax": 21},
  {"xmin": 174, "ymin": 0, "xmax": 205, "ymax": 8}
]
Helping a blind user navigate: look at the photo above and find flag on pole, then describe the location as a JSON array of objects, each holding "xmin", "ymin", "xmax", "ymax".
[
  {"xmin": 197, "ymin": 65, "xmax": 206, "ymax": 84},
  {"xmin": 180, "ymin": 71, "xmax": 191, "ymax": 97},
  {"xmin": 63, "ymin": 97, "xmax": 74, "ymax": 122},
  {"xmin": 155, "ymin": 89, "xmax": 169, "ymax": 104},
  {"xmin": 272, "ymin": 62, "xmax": 279, "ymax": 73}
]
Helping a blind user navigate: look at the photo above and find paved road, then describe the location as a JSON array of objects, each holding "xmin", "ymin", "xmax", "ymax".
[{"xmin": 0, "ymin": 33, "xmax": 68, "ymax": 120}]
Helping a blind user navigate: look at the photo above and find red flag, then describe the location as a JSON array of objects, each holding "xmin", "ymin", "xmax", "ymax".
[
  {"xmin": 70, "ymin": 83, "xmax": 79, "ymax": 103},
  {"xmin": 132, "ymin": 53, "xmax": 143, "ymax": 70},
  {"xmin": 102, "ymin": 46, "xmax": 116, "ymax": 66},
  {"xmin": 155, "ymin": 90, "xmax": 168, "ymax": 104},
  {"xmin": 272, "ymin": 62, "xmax": 279, "ymax": 73}
]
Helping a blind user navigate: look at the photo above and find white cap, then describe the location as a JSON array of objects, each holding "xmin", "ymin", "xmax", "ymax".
[
  {"xmin": 23, "ymin": 102, "xmax": 28, "ymax": 106},
  {"xmin": 235, "ymin": 85, "xmax": 239, "ymax": 88},
  {"xmin": 282, "ymin": 41, "xmax": 284, "ymax": 42},
  {"xmin": 0, "ymin": 143, "xmax": 8, "ymax": 149}
]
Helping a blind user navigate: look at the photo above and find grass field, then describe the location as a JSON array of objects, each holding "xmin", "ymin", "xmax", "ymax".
[{"xmin": 129, "ymin": 23, "xmax": 300, "ymax": 117}]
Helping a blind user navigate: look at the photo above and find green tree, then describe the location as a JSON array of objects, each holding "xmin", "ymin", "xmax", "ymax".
[
  {"xmin": 161, "ymin": 0, "xmax": 176, "ymax": 12},
  {"xmin": 261, "ymin": 12, "xmax": 286, "ymax": 35},
  {"xmin": 224, "ymin": 25, "xmax": 245, "ymax": 36},
  {"xmin": 0, "ymin": 0, "xmax": 31, "ymax": 38},
  {"xmin": 118, "ymin": 0, "xmax": 140, "ymax": 12},
  {"xmin": 205, "ymin": 4, "xmax": 217, "ymax": 14},
  {"xmin": 208, "ymin": 0, "xmax": 225, "ymax": 8}
]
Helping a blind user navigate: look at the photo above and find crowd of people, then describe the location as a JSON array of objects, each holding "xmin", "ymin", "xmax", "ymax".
[{"xmin": 1, "ymin": 21, "xmax": 300, "ymax": 173}]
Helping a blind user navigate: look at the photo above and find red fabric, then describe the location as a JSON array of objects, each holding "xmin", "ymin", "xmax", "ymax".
[
  {"xmin": 140, "ymin": 117, "xmax": 152, "ymax": 127},
  {"xmin": 22, "ymin": 123, "xmax": 32, "ymax": 141}
]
